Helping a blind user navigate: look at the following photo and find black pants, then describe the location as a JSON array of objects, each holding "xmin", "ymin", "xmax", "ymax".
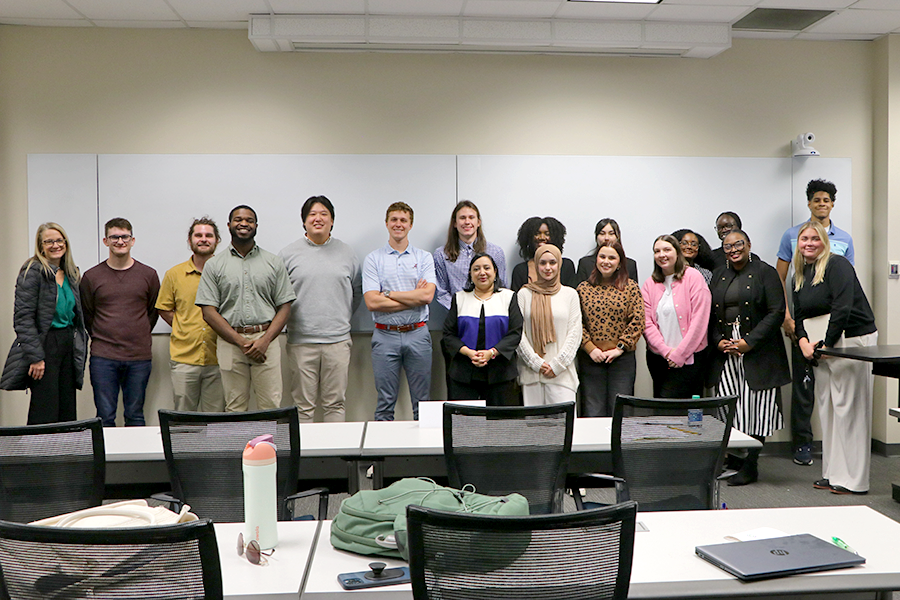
[
  {"xmin": 28, "ymin": 327, "xmax": 77, "ymax": 425},
  {"xmin": 646, "ymin": 350, "xmax": 704, "ymax": 399},
  {"xmin": 579, "ymin": 350, "xmax": 636, "ymax": 417},
  {"xmin": 790, "ymin": 342, "xmax": 815, "ymax": 449},
  {"xmin": 447, "ymin": 378, "xmax": 520, "ymax": 407}
]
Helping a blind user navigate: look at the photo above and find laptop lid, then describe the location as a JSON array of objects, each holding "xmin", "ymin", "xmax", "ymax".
[{"xmin": 695, "ymin": 534, "xmax": 865, "ymax": 581}]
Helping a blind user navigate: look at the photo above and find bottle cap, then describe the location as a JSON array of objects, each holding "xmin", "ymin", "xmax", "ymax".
[{"xmin": 243, "ymin": 434, "xmax": 276, "ymax": 464}]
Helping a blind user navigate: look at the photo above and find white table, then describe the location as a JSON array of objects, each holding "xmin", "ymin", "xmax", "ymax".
[
  {"xmin": 103, "ymin": 422, "xmax": 367, "ymax": 490},
  {"xmin": 301, "ymin": 506, "xmax": 900, "ymax": 600},
  {"xmin": 360, "ymin": 417, "xmax": 761, "ymax": 488},
  {"xmin": 215, "ymin": 521, "xmax": 321, "ymax": 600}
]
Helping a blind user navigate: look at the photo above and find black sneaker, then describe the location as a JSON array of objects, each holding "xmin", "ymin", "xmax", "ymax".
[
  {"xmin": 793, "ymin": 444, "xmax": 813, "ymax": 466},
  {"xmin": 813, "ymin": 478, "xmax": 832, "ymax": 490},
  {"xmin": 830, "ymin": 485, "xmax": 867, "ymax": 496}
]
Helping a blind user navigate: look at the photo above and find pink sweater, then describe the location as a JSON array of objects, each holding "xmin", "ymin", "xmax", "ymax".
[{"xmin": 641, "ymin": 267, "xmax": 711, "ymax": 367}]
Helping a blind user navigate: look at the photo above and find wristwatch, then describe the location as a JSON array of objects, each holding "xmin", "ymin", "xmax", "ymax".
[
  {"xmin": 616, "ymin": 342, "xmax": 627, "ymax": 352},
  {"xmin": 382, "ymin": 290, "xmax": 391, "ymax": 298}
]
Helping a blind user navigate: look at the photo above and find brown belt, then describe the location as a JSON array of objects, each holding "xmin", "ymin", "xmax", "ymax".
[
  {"xmin": 374, "ymin": 322, "xmax": 426, "ymax": 333},
  {"xmin": 234, "ymin": 322, "xmax": 270, "ymax": 334}
]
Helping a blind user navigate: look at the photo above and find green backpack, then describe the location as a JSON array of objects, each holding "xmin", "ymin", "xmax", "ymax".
[{"xmin": 330, "ymin": 478, "xmax": 529, "ymax": 560}]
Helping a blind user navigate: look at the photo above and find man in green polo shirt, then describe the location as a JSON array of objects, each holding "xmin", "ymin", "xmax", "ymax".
[
  {"xmin": 156, "ymin": 216, "xmax": 224, "ymax": 412},
  {"xmin": 195, "ymin": 205, "xmax": 295, "ymax": 412}
]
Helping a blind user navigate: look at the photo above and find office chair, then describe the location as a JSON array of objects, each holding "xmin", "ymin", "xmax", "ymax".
[
  {"xmin": 0, "ymin": 518, "xmax": 222, "ymax": 600},
  {"xmin": 157, "ymin": 408, "xmax": 327, "ymax": 522},
  {"xmin": 407, "ymin": 500, "xmax": 637, "ymax": 600},
  {"xmin": 443, "ymin": 402, "xmax": 574, "ymax": 514},
  {"xmin": 0, "ymin": 418, "xmax": 105, "ymax": 523},
  {"xmin": 571, "ymin": 395, "xmax": 737, "ymax": 512}
]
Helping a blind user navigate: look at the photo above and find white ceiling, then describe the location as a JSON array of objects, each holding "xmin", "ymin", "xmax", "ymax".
[{"xmin": 0, "ymin": 0, "xmax": 898, "ymax": 42}]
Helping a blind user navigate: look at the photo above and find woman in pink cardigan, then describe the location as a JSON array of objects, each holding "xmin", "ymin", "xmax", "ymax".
[{"xmin": 641, "ymin": 235, "xmax": 712, "ymax": 398}]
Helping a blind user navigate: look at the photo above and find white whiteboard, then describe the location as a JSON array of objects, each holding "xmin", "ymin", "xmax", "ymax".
[{"xmin": 27, "ymin": 154, "xmax": 852, "ymax": 332}]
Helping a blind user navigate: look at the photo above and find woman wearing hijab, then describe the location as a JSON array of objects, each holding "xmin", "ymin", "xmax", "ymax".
[
  {"xmin": 517, "ymin": 244, "xmax": 582, "ymax": 405},
  {"xmin": 793, "ymin": 221, "xmax": 877, "ymax": 495},
  {"xmin": 641, "ymin": 234, "xmax": 711, "ymax": 398},
  {"xmin": 708, "ymin": 229, "xmax": 789, "ymax": 486},
  {"xmin": 0, "ymin": 222, "xmax": 88, "ymax": 424},
  {"xmin": 442, "ymin": 253, "xmax": 522, "ymax": 406}
]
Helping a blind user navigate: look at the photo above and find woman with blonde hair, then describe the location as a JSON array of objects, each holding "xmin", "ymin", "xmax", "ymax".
[
  {"xmin": 0, "ymin": 223, "xmax": 88, "ymax": 424},
  {"xmin": 792, "ymin": 220, "xmax": 876, "ymax": 495},
  {"xmin": 517, "ymin": 244, "xmax": 582, "ymax": 405}
]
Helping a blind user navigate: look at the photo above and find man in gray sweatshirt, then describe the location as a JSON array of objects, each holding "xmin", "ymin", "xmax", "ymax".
[{"xmin": 279, "ymin": 196, "xmax": 362, "ymax": 422}]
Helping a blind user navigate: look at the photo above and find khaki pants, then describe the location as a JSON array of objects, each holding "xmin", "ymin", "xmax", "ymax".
[
  {"xmin": 169, "ymin": 361, "xmax": 225, "ymax": 412},
  {"xmin": 217, "ymin": 332, "xmax": 282, "ymax": 412},
  {"xmin": 286, "ymin": 340, "xmax": 352, "ymax": 423}
]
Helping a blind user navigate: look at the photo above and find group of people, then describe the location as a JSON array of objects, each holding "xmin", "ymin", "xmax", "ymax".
[{"xmin": 0, "ymin": 179, "xmax": 878, "ymax": 496}]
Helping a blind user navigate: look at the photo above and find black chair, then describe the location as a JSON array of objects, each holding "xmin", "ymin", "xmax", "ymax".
[
  {"xmin": 443, "ymin": 402, "xmax": 574, "ymax": 514},
  {"xmin": 571, "ymin": 395, "xmax": 738, "ymax": 511},
  {"xmin": 407, "ymin": 500, "xmax": 637, "ymax": 600},
  {"xmin": 0, "ymin": 518, "xmax": 222, "ymax": 600},
  {"xmin": 0, "ymin": 418, "xmax": 105, "ymax": 523},
  {"xmin": 157, "ymin": 408, "xmax": 327, "ymax": 522}
]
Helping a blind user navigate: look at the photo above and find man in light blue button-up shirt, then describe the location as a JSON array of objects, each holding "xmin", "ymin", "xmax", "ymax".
[{"xmin": 363, "ymin": 202, "xmax": 436, "ymax": 421}]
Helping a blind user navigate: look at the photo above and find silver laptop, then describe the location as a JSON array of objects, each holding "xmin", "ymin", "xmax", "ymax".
[{"xmin": 695, "ymin": 534, "xmax": 865, "ymax": 581}]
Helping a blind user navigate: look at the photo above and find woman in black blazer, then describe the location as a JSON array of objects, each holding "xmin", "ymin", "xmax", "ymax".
[
  {"xmin": 708, "ymin": 229, "xmax": 789, "ymax": 486},
  {"xmin": 575, "ymin": 218, "xmax": 638, "ymax": 285}
]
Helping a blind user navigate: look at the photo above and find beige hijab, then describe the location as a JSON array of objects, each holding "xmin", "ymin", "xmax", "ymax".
[{"xmin": 524, "ymin": 244, "xmax": 562, "ymax": 357}]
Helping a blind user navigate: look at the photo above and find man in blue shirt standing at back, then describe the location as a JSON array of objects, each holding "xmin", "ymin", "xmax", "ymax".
[
  {"xmin": 775, "ymin": 178, "xmax": 854, "ymax": 467},
  {"xmin": 363, "ymin": 202, "xmax": 436, "ymax": 421}
]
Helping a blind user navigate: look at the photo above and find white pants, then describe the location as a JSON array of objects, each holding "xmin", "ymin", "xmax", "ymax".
[
  {"xmin": 522, "ymin": 382, "xmax": 576, "ymax": 407},
  {"xmin": 814, "ymin": 330, "xmax": 877, "ymax": 493}
]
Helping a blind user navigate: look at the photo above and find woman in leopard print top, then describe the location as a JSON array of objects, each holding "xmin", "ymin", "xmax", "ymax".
[{"xmin": 576, "ymin": 241, "xmax": 644, "ymax": 417}]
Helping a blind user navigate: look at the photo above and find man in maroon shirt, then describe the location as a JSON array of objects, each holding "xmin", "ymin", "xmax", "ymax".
[{"xmin": 80, "ymin": 218, "xmax": 160, "ymax": 426}]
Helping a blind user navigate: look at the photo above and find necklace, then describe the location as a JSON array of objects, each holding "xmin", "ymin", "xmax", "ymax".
[{"xmin": 473, "ymin": 290, "xmax": 493, "ymax": 302}]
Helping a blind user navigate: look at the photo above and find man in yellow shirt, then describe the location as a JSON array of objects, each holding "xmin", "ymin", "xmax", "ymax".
[{"xmin": 156, "ymin": 217, "xmax": 224, "ymax": 411}]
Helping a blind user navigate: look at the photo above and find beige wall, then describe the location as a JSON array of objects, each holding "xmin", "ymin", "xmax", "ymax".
[{"xmin": 0, "ymin": 26, "xmax": 893, "ymax": 442}]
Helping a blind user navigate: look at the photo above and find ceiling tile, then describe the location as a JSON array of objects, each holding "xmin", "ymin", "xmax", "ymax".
[
  {"xmin": 166, "ymin": 0, "xmax": 268, "ymax": 21},
  {"xmin": 660, "ymin": 0, "xmax": 753, "ymax": 5},
  {"xmin": 555, "ymin": 2, "xmax": 656, "ymax": 19},
  {"xmin": 66, "ymin": 0, "xmax": 180, "ymax": 20},
  {"xmin": 850, "ymin": 0, "xmax": 900, "ymax": 9},
  {"xmin": 756, "ymin": 0, "xmax": 854, "ymax": 8},
  {"xmin": 732, "ymin": 29, "xmax": 799, "ymax": 38},
  {"xmin": 91, "ymin": 19, "xmax": 187, "ymax": 28},
  {"xmin": 186, "ymin": 20, "xmax": 250, "ymax": 29},
  {"xmin": 805, "ymin": 8, "xmax": 900, "ymax": 34},
  {"xmin": 463, "ymin": 1, "xmax": 558, "ymax": 19},
  {"xmin": 646, "ymin": 4, "xmax": 750, "ymax": 22},
  {"xmin": 0, "ymin": 16, "xmax": 92, "ymax": 26},
  {"xmin": 0, "ymin": 0, "xmax": 82, "ymax": 19},
  {"xmin": 268, "ymin": 0, "xmax": 366, "ymax": 14},
  {"xmin": 795, "ymin": 31, "xmax": 881, "ymax": 39},
  {"xmin": 367, "ymin": 0, "xmax": 465, "ymax": 16}
]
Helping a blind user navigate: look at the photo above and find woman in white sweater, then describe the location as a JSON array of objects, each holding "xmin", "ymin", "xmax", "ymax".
[{"xmin": 517, "ymin": 244, "xmax": 583, "ymax": 405}]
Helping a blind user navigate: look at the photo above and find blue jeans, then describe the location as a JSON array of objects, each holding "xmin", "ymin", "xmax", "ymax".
[
  {"xmin": 371, "ymin": 327, "xmax": 432, "ymax": 421},
  {"xmin": 89, "ymin": 356, "xmax": 152, "ymax": 426}
]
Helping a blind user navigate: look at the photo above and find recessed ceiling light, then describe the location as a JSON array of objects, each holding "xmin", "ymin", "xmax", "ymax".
[{"xmin": 568, "ymin": 0, "xmax": 662, "ymax": 4}]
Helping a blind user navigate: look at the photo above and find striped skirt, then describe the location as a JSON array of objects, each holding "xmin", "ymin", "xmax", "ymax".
[{"xmin": 716, "ymin": 322, "xmax": 784, "ymax": 438}]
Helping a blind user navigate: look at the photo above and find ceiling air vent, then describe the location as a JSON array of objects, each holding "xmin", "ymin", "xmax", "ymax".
[{"xmin": 733, "ymin": 8, "xmax": 832, "ymax": 32}]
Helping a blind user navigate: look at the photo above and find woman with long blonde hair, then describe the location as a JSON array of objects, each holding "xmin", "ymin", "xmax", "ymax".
[
  {"xmin": 0, "ymin": 223, "xmax": 88, "ymax": 423},
  {"xmin": 793, "ymin": 220, "xmax": 876, "ymax": 495}
]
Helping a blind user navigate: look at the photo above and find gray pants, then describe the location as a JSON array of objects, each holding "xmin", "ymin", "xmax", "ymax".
[{"xmin": 371, "ymin": 326, "xmax": 432, "ymax": 421}]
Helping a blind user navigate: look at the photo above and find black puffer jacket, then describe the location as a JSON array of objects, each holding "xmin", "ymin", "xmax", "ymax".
[{"xmin": 0, "ymin": 262, "xmax": 87, "ymax": 391}]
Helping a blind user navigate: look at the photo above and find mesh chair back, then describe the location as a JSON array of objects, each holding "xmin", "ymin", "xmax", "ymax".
[
  {"xmin": 0, "ymin": 418, "xmax": 104, "ymax": 523},
  {"xmin": 159, "ymin": 408, "xmax": 300, "ymax": 522},
  {"xmin": 612, "ymin": 395, "xmax": 737, "ymax": 511},
  {"xmin": 0, "ymin": 519, "xmax": 222, "ymax": 600},
  {"xmin": 408, "ymin": 501, "xmax": 636, "ymax": 600},
  {"xmin": 443, "ymin": 402, "xmax": 574, "ymax": 514}
]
